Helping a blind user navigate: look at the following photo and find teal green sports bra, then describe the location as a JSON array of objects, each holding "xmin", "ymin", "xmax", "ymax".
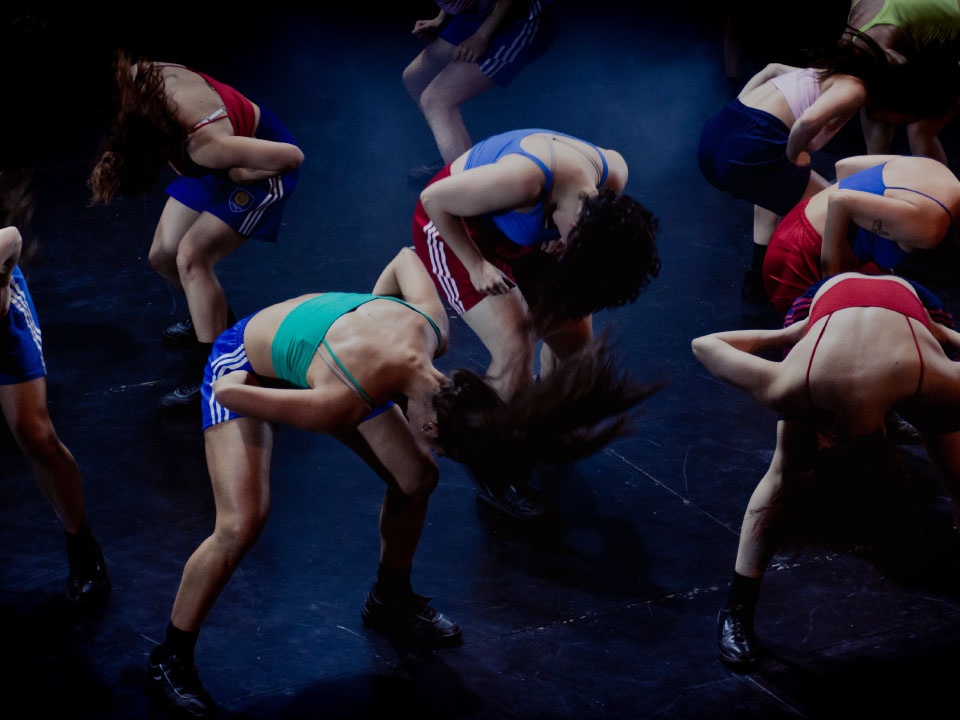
[{"xmin": 271, "ymin": 293, "xmax": 443, "ymax": 403}]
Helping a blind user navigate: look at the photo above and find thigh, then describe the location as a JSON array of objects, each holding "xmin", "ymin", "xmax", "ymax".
[
  {"xmin": 0, "ymin": 376, "xmax": 51, "ymax": 443},
  {"xmin": 462, "ymin": 289, "xmax": 534, "ymax": 358},
  {"xmin": 541, "ymin": 314, "xmax": 593, "ymax": 359},
  {"xmin": 349, "ymin": 404, "xmax": 436, "ymax": 496},
  {"xmin": 203, "ymin": 418, "xmax": 275, "ymax": 521},
  {"xmin": 424, "ymin": 60, "xmax": 495, "ymax": 107},
  {"xmin": 151, "ymin": 196, "xmax": 202, "ymax": 259},
  {"xmin": 406, "ymin": 38, "xmax": 457, "ymax": 87},
  {"xmin": 179, "ymin": 212, "xmax": 247, "ymax": 266}
]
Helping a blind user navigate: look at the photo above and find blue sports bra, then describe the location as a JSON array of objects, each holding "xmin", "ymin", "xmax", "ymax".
[
  {"xmin": 839, "ymin": 163, "xmax": 953, "ymax": 270},
  {"xmin": 464, "ymin": 129, "xmax": 609, "ymax": 247}
]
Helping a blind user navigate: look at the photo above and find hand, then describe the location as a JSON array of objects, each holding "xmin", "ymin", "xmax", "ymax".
[
  {"xmin": 412, "ymin": 17, "xmax": 443, "ymax": 40},
  {"xmin": 540, "ymin": 238, "xmax": 567, "ymax": 257},
  {"xmin": 470, "ymin": 259, "xmax": 515, "ymax": 295},
  {"xmin": 794, "ymin": 151, "xmax": 812, "ymax": 168},
  {"xmin": 454, "ymin": 34, "xmax": 490, "ymax": 63}
]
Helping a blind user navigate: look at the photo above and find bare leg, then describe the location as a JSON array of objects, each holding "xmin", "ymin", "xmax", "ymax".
[
  {"xmin": 352, "ymin": 405, "xmax": 438, "ymax": 569},
  {"xmin": 349, "ymin": 407, "xmax": 461, "ymax": 646},
  {"xmin": 402, "ymin": 39, "xmax": 456, "ymax": 106},
  {"xmin": 539, "ymin": 315, "xmax": 593, "ymax": 380},
  {"xmin": 906, "ymin": 101, "xmax": 960, "ymax": 165},
  {"xmin": 149, "ymin": 196, "xmax": 200, "ymax": 296},
  {"xmin": 461, "ymin": 289, "xmax": 536, "ymax": 399},
  {"xmin": 149, "ymin": 201, "xmax": 245, "ymax": 344},
  {"xmin": 173, "ymin": 213, "xmax": 246, "ymax": 344},
  {"xmin": 859, "ymin": 107, "xmax": 897, "ymax": 155},
  {"xmin": 417, "ymin": 60, "xmax": 496, "ymax": 164},
  {"xmin": 170, "ymin": 418, "xmax": 274, "ymax": 632},
  {"xmin": 0, "ymin": 378, "xmax": 86, "ymax": 532},
  {"xmin": 734, "ymin": 420, "xmax": 818, "ymax": 578}
]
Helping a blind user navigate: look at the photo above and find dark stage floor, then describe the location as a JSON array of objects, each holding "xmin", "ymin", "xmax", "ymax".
[{"xmin": 3, "ymin": 3, "xmax": 960, "ymax": 719}]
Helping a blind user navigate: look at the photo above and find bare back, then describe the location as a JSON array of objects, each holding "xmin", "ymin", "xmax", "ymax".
[
  {"xmin": 774, "ymin": 274, "xmax": 952, "ymax": 436},
  {"xmin": 157, "ymin": 63, "xmax": 260, "ymax": 137},
  {"xmin": 243, "ymin": 294, "xmax": 443, "ymax": 410}
]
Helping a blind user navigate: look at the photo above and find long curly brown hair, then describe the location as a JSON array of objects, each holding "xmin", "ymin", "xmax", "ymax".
[
  {"xmin": 520, "ymin": 188, "xmax": 661, "ymax": 334},
  {"xmin": 88, "ymin": 50, "xmax": 185, "ymax": 204}
]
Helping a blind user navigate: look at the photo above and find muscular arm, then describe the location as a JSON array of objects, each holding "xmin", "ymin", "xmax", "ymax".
[
  {"xmin": 213, "ymin": 370, "xmax": 354, "ymax": 435},
  {"xmin": 821, "ymin": 189, "xmax": 950, "ymax": 277},
  {"xmin": 188, "ymin": 134, "xmax": 304, "ymax": 182},
  {"xmin": 0, "ymin": 226, "xmax": 23, "ymax": 318}
]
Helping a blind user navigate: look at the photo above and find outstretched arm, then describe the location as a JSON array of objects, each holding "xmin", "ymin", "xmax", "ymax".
[
  {"xmin": 691, "ymin": 322, "xmax": 806, "ymax": 406},
  {"xmin": 0, "ymin": 226, "xmax": 23, "ymax": 319}
]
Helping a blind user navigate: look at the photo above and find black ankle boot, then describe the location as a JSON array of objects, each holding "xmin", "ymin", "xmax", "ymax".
[
  {"xmin": 147, "ymin": 644, "xmax": 218, "ymax": 718},
  {"xmin": 361, "ymin": 584, "xmax": 462, "ymax": 648},
  {"xmin": 162, "ymin": 318, "xmax": 197, "ymax": 348},
  {"xmin": 65, "ymin": 530, "xmax": 111, "ymax": 604},
  {"xmin": 717, "ymin": 604, "xmax": 760, "ymax": 668},
  {"xmin": 160, "ymin": 341, "xmax": 212, "ymax": 413}
]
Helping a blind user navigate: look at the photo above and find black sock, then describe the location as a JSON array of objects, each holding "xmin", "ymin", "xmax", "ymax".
[
  {"xmin": 65, "ymin": 522, "xmax": 100, "ymax": 572},
  {"xmin": 725, "ymin": 571, "xmax": 762, "ymax": 609},
  {"xmin": 376, "ymin": 565, "xmax": 412, "ymax": 597},
  {"xmin": 164, "ymin": 621, "xmax": 200, "ymax": 663}
]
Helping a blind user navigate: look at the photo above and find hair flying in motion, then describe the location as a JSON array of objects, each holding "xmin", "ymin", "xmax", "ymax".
[{"xmin": 433, "ymin": 329, "xmax": 665, "ymax": 476}]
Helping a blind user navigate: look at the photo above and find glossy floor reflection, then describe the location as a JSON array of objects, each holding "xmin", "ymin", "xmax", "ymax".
[{"xmin": 2, "ymin": 3, "xmax": 960, "ymax": 719}]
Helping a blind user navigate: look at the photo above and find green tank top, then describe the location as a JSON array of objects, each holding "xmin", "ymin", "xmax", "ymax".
[{"xmin": 854, "ymin": 0, "xmax": 960, "ymax": 47}]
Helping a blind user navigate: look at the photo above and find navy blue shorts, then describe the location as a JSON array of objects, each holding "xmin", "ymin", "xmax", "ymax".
[
  {"xmin": 441, "ymin": 0, "xmax": 558, "ymax": 87},
  {"xmin": 697, "ymin": 99, "xmax": 811, "ymax": 217}
]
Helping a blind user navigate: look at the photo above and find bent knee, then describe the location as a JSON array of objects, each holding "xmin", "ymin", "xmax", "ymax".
[
  {"xmin": 398, "ymin": 458, "xmax": 440, "ymax": 498},
  {"xmin": 11, "ymin": 418, "xmax": 60, "ymax": 461},
  {"xmin": 216, "ymin": 511, "xmax": 269, "ymax": 557}
]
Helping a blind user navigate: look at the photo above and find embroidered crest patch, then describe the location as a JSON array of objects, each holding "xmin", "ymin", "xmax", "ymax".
[{"xmin": 228, "ymin": 189, "xmax": 253, "ymax": 213}]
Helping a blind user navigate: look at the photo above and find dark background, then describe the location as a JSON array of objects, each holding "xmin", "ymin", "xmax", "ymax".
[{"xmin": 3, "ymin": 2, "xmax": 960, "ymax": 719}]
